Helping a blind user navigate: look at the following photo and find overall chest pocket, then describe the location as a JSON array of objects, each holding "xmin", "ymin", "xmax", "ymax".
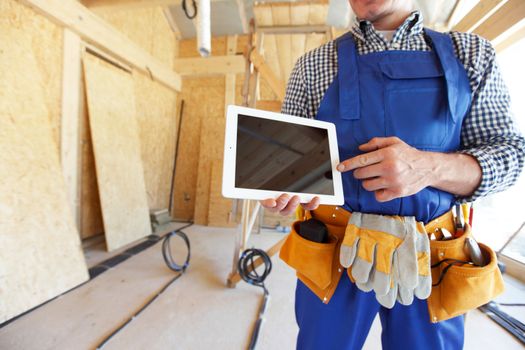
[{"xmin": 380, "ymin": 62, "xmax": 450, "ymax": 151}]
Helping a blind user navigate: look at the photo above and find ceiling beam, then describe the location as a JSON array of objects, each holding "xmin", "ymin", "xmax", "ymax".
[
  {"xmin": 19, "ymin": 0, "xmax": 182, "ymax": 91},
  {"xmin": 250, "ymin": 50, "xmax": 286, "ymax": 101},
  {"xmin": 453, "ymin": 0, "xmax": 507, "ymax": 33},
  {"xmin": 81, "ymin": 0, "xmax": 226, "ymax": 9},
  {"xmin": 473, "ymin": 0, "xmax": 525, "ymax": 41},
  {"xmin": 235, "ymin": 0, "xmax": 249, "ymax": 34},
  {"xmin": 495, "ymin": 24, "xmax": 525, "ymax": 52},
  {"xmin": 173, "ymin": 55, "xmax": 245, "ymax": 76},
  {"xmin": 257, "ymin": 25, "xmax": 330, "ymax": 34}
]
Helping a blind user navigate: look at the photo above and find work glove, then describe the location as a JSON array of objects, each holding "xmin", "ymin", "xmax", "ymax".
[
  {"xmin": 376, "ymin": 220, "xmax": 432, "ymax": 307},
  {"xmin": 340, "ymin": 213, "xmax": 430, "ymax": 308}
]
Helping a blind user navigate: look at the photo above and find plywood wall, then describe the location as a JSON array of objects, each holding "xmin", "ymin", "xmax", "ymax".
[
  {"xmin": 1, "ymin": 0, "xmax": 63, "ymax": 148},
  {"xmin": 80, "ymin": 6, "xmax": 180, "ymax": 237},
  {"xmin": 83, "ymin": 54, "xmax": 152, "ymax": 251},
  {"xmin": 0, "ymin": 16, "xmax": 88, "ymax": 323},
  {"xmin": 171, "ymin": 37, "xmax": 246, "ymax": 224}
]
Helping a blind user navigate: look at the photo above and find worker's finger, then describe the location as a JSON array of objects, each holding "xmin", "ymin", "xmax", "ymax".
[
  {"xmin": 280, "ymin": 195, "xmax": 301, "ymax": 216},
  {"xmin": 375, "ymin": 188, "xmax": 400, "ymax": 202},
  {"xmin": 273, "ymin": 193, "xmax": 291, "ymax": 212},
  {"xmin": 301, "ymin": 196, "xmax": 320, "ymax": 211},
  {"xmin": 362, "ymin": 177, "xmax": 388, "ymax": 192},
  {"xmin": 260, "ymin": 198, "xmax": 277, "ymax": 210},
  {"xmin": 337, "ymin": 150, "xmax": 384, "ymax": 172},
  {"xmin": 353, "ymin": 163, "xmax": 384, "ymax": 180},
  {"xmin": 359, "ymin": 137, "xmax": 402, "ymax": 152}
]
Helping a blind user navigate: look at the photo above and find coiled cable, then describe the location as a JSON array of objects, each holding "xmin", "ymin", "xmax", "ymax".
[
  {"xmin": 182, "ymin": 0, "xmax": 197, "ymax": 19},
  {"xmin": 237, "ymin": 248, "xmax": 272, "ymax": 350}
]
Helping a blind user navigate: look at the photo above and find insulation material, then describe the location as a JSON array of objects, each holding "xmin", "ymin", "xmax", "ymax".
[
  {"xmin": 134, "ymin": 72, "xmax": 179, "ymax": 210},
  {"xmin": 0, "ymin": 23, "xmax": 88, "ymax": 323},
  {"xmin": 95, "ymin": 6, "xmax": 176, "ymax": 69},
  {"xmin": 83, "ymin": 53, "xmax": 151, "ymax": 251},
  {"xmin": 1, "ymin": 0, "xmax": 63, "ymax": 148}
]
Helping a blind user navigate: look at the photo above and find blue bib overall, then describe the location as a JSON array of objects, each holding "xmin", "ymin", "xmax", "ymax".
[{"xmin": 295, "ymin": 30, "xmax": 471, "ymax": 349}]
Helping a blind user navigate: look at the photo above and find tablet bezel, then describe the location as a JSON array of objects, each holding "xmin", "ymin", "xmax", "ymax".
[{"xmin": 222, "ymin": 105, "xmax": 344, "ymax": 205}]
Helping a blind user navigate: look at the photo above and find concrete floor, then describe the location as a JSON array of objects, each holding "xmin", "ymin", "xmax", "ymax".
[{"xmin": 0, "ymin": 225, "xmax": 523, "ymax": 349}]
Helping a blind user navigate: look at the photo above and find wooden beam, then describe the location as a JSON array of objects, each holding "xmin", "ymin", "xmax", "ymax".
[
  {"xmin": 163, "ymin": 7, "xmax": 182, "ymax": 40},
  {"xmin": 495, "ymin": 24, "xmax": 525, "ymax": 52},
  {"xmin": 255, "ymin": 0, "xmax": 328, "ymax": 9},
  {"xmin": 61, "ymin": 29, "xmax": 83, "ymax": 229},
  {"xmin": 473, "ymin": 0, "xmax": 525, "ymax": 41},
  {"xmin": 235, "ymin": 0, "xmax": 249, "ymax": 34},
  {"xmin": 19, "ymin": 0, "xmax": 182, "ymax": 91},
  {"xmin": 250, "ymin": 50, "xmax": 286, "ymax": 101},
  {"xmin": 453, "ymin": 0, "xmax": 506, "ymax": 33},
  {"xmin": 82, "ymin": 0, "xmax": 223, "ymax": 9},
  {"xmin": 173, "ymin": 55, "xmax": 245, "ymax": 76},
  {"xmin": 256, "ymin": 24, "xmax": 330, "ymax": 34}
]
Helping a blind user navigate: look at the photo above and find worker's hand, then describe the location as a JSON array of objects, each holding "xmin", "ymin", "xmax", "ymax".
[
  {"xmin": 337, "ymin": 137, "xmax": 434, "ymax": 202},
  {"xmin": 260, "ymin": 194, "xmax": 320, "ymax": 216}
]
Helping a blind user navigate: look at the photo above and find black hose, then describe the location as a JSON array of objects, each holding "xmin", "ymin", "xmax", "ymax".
[
  {"xmin": 182, "ymin": 0, "xmax": 197, "ymax": 20},
  {"xmin": 237, "ymin": 249, "xmax": 272, "ymax": 350}
]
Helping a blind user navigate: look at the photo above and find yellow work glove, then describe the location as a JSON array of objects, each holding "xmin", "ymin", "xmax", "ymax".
[{"xmin": 340, "ymin": 213, "xmax": 430, "ymax": 308}]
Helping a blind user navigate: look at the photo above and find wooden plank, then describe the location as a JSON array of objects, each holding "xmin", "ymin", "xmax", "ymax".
[
  {"xmin": 255, "ymin": 0, "xmax": 328, "ymax": 9},
  {"xmin": 272, "ymin": 4, "xmax": 294, "ymax": 83},
  {"xmin": 254, "ymin": 7, "xmax": 282, "ymax": 82},
  {"xmin": 308, "ymin": 2, "xmax": 329, "ymax": 26},
  {"xmin": 473, "ymin": 0, "xmax": 525, "ymax": 41},
  {"xmin": 495, "ymin": 24, "xmax": 525, "ymax": 52},
  {"xmin": 453, "ymin": 0, "xmax": 506, "ymax": 33},
  {"xmin": 257, "ymin": 24, "xmax": 330, "ymax": 34},
  {"xmin": 83, "ymin": 53, "xmax": 152, "ymax": 251},
  {"xmin": 235, "ymin": 0, "xmax": 249, "ymax": 33},
  {"xmin": 173, "ymin": 55, "xmax": 245, "ymax": 76},
  {"xmin": 305, "ymin": 32, "xmax": 326, "ymax": 53},
  {"xmin": 290, "ymin": 4, "xmax": 308, "ymax": 75},
  {"xmin": 0, "ymin": 24, "xmax": 89, "ymax": 323},
  {"xmin": 19, "ymin": 0, "xmax": 182, "ymax": 91},
  {"xmin": 61, "ymin": 29, "xmax": 83, "ymax": 229},
  {"xmin": 250, "ymin": 50, "xmax": 286, "ymax": 101}
]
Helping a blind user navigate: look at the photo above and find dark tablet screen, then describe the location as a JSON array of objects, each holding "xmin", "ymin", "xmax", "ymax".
[{"xmin": 235, "ymin": 114, "xmax": 334, "ymax": 195}]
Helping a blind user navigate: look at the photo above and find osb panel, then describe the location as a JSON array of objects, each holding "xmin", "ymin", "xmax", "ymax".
[
  {"xmin": 80, "ymin": 86, "xmax": 104, "ymax": 239},
  {"xmin": 134, "ymin": 72, "xmax": 178, "ymax": 210},
  {"xmin": 208, "ymin": 160, "xmax": 235, "ymax": 227},
  {"xmin": 0, "ymin": 24, "xmax": 88, "ymax": 323},
  {"xmin": 171, "ymin": 78, "xmax": 203, "ymax": 221},
  {"xmin": 1, "ymin": 0, "xmax": 63, "ymax": 148},
  {"xmin": 96, "ymin": 6, "xmax": 176, "ymax": 68},
  {"xmin": 83, "ymin": 53, "xmax": 151, "ymax": 251},
  {"xmin": 193, "ymin": 77, "xmax": 226, "ymax": 225}
]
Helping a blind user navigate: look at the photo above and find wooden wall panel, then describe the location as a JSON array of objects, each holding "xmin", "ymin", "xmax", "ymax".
[
  {"xmin": 83, "ymin": 53, "xmax": 151, "ymax": 251},
  {"xmin": 0, "ymin": 23, "xmax": 88, "ymax": 323},
  {"xmin": 1, "ymin": 0, "xmax": 63, "ymax": 148},
  {"xmin": 80, "ymin": 6, "xmax": 179, "ymax": 237},
  {"xmin": 134, "ymin": 72, "xmax": 179, "ymax": 210}
]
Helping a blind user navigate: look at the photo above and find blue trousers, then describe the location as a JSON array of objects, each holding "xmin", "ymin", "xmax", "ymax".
[{"xmin": 295, "ymin": 275, "xmax": 464, "ymax": 350}]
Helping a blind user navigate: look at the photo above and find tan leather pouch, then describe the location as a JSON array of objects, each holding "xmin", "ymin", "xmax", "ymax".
[
  {"xmin": 427, "ymin": 224, "xmax": 505, "ymax": 323},
  {"xmin": 279, "ymin": 221, "xmax": 337, "ymax": 290}
]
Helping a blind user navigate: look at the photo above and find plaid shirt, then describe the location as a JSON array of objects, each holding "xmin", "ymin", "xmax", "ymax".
[{"xmin": 282, "ymin": 11, "xmax": 525, "ymax": 202}]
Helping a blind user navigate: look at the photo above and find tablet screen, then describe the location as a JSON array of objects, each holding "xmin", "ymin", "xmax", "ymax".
[{"xmin": 235, "ymin": 114, "xmax": 334, "ymax": 195}]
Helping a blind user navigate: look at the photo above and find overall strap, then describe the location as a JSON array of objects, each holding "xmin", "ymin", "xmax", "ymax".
[
  {"xmin": 423, "ymin": 28, "xmax": 461, "ymax": 123},
  {"xmin": 335, "ymin": 32, "xmax": 360, "ymax": 120}
]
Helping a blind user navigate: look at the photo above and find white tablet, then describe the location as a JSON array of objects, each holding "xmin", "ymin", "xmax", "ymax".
[{"xmin": 222, "ymin": 105, "xmax": 344, "ymax": 205}]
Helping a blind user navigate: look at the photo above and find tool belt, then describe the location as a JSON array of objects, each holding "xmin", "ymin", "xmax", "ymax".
[{"xmin": 279, "ymin": 205, "xmax": 504, "ymax": 323}]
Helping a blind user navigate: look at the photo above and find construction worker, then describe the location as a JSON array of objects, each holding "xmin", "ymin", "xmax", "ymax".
[{"xmin": 261, "ymin": 0, "xmax": 525, "ymax": 349}]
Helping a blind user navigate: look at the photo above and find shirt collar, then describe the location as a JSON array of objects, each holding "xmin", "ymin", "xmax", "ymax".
[{"xmin": 350, "ymin": 10, "xmax": 423, "ymax": 43}]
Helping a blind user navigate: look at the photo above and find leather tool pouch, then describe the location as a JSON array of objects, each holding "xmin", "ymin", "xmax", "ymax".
[
  {"xmin": 427, "ymin": 224, "xmax": 504, "ymax": 323},
  {"xmin": 280, "ymin": 209, "xmax": 347, "ymax": 303}
]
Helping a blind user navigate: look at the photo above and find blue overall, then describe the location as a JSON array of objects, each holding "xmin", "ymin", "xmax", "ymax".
[{"xmin": 295, "ymin": 30, "xmax": 472, "ymax": 349}]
